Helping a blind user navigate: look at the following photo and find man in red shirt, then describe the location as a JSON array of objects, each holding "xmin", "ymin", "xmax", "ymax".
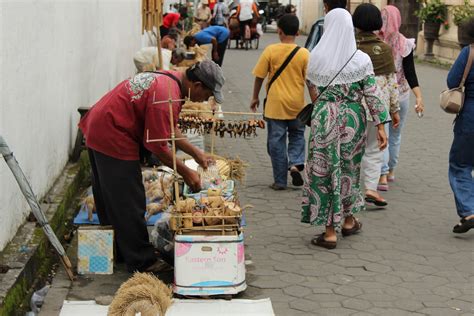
[
  {"xmin": 160, "ymin": 12, "xmax": 184, "ymax": 38},
  {"xmin": 79, "ymin": 61, "xmax": 225, "ymax": 273}
]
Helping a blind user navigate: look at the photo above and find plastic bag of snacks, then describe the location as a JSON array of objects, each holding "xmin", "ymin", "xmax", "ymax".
[{"xmin": 197, "ymin": 163, "xmax": 224, "ymax": 190}]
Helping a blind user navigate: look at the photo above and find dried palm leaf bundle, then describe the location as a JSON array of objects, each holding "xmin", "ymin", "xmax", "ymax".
[
  {"xmin": 181, "ymin": 101, "xmax": 212, "ymax": 119},
  {"xmin": 211, "ymin": 155, "xmax": 249, "ymax": 183},
  {"xmin": 81, "ymin": 194, "xmax": 96, "ymax": 221},
  {"xmin": 145, "ymin": 203, "xmax": 167, "ymax": 220},
  {"xmin": 184, "ymin": 23, "xmax": 202, "ymax": 37},
  {"xmin": 108, "ymin": 272, "xmax": 172, "ymax": 316},
  {"xmin": 177, "ymin": 45, "xmax": 209, "ymax": 67}
]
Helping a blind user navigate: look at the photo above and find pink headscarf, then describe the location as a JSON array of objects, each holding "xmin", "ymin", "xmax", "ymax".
[{"xmin": 379, "ymin": 5, "xmax": 414, "ymax": 58}]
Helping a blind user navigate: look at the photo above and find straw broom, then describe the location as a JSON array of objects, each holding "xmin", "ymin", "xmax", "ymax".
[{"xmin": 108, "ymin": 272, "xmax": 173, "ymax": 316}]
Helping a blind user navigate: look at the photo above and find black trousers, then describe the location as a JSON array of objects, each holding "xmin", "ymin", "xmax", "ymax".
[
  {"xmin": 239, "ymin": 19, "xmax": 252, "ymax": 41},
  {"xmin": 214, "ymin": 39, "xmax": 228, "ymax": 67},
  {"xmin": 88, "ymin": 149, "xmax": 156, "ymax": 272}
]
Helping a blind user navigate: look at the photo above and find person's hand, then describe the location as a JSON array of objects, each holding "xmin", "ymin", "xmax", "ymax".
[
  {"xmin": 391, "ymin": 111, "xmax": 400, "ymax": 129},
  {"xmin": 212, "ymin": 51, "xmax": 219, "ymax": 62},
  {"xmin": 250, "ymin": 98, "xmax": 259, "ymax": 112},
  {"xmin": 195, "ymin": 151, "xmax": 214, "ymax": 169},
  {"xmin": 183, "ymin": 169, "xmax": 202, "ymax": 193},
  {"xmin": 415, "ymin": 97, "xmax": 424, "ymax": 114},
  {"xmin": 377, "ymin": 125, "xmax": 388, "ymax": 151}
]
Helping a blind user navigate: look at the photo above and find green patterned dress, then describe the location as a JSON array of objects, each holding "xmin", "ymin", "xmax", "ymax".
[{"xmin": 301, "ymin": 75, "xmax": 389, "ymax": 227}]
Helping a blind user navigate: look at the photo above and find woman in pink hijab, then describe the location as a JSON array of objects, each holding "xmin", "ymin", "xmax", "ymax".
[{"xmin": 378, "ymin": 5, "xmax": 425, "ymax": 189}]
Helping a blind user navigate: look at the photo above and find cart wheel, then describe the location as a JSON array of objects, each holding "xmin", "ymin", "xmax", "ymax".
[{"xmin": 254, "ymin": 38, "xmax": 259, "ymax": 49}]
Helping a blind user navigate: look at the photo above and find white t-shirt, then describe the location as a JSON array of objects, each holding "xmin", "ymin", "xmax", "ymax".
[{"xmin": 239, "ymin": 0, "xmax": 254, "ymax": 21}]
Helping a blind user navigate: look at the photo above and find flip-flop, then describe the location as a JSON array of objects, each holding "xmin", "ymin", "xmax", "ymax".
[
  {"xmin": 341, "ymin": 219, "xmax": 363, "ymax": 237},
  {"xmin": 377, "ymin": 183, "xmax": 389, "ymax": 191},
  {"xmin": 365, "ymin": 194, "xmax": 388, "ymax": 207},
  {"xmin": 453, "ymin": 217, "xmax": 474, "ymax": 234},
  {"xmin": 269, "ymin": 183, "xmax": 286, "ymax": 191},
  {"xmin": 311, "ymin": 233, "xmax": 337, "ymax": 249},
  {"xmin": 387, "ymin": 175, "xmax": 395, "ymax": 182},
  {"xmin": 290, "ymin": 170, "xmax": 304, "ymax": 186}
]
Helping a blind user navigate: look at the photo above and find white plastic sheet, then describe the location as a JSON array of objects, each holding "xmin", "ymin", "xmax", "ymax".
[{"xmin": 59, "ymin": 299, "xmax": 275, "ymax": 316}]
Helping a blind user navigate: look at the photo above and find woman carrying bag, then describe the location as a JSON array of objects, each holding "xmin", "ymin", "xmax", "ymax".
[
  {"xmin": 446, "ymin": 18, "xmax": 474, "ymax": 234},
  {"xmin": 301, "ymin": 9, "xmax": 389, "ymax": 249}
]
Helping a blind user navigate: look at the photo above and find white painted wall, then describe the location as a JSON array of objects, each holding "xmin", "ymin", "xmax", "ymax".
[{"xmin": 0, "ymin": 0, "xmax": 142, "ymax": 250}]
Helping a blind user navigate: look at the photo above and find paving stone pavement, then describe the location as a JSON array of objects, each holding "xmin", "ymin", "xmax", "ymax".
[
  {"xmin": 40, "ymin": 34, "xmax": 473, "ymax": 316},
  {"xmin": 215, "ymin": 34, "xmax": 474, "ymax": 315}
]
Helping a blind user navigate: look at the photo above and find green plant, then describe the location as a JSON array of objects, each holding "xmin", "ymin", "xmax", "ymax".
[
  {"xmin": 415, "ymin": 0, "xmax": 449, "ymax": 30},
  {"xmin": 451, "ymin": 0, "xmax": 474, "ymax": 26}
]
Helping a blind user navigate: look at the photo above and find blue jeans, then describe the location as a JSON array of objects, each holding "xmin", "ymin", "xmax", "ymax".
[
  {"xmin": 267, "ymin": 118, "xmax": 306, "ymax": 187},
  {"xmin": 449, "ymin": 132, "xmax": 474, "ymax": 218},
  {"xmin": 382, "ymin": 96, "xmax": 410, "ymax": 174}
]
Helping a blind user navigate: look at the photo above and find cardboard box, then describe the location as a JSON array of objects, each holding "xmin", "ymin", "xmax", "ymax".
[
  {"xmin": 77, "ymin": 226, "xmax": 114, "ymax": 275},
  {"xmin": 174, "ymin": 233, "xmax": 246, "ymax": 296}
]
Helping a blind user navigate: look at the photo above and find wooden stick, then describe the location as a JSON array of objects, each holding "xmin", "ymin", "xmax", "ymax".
[
  {"xmin": 155, "ymin": 0, "xmax": 163, "ymax": 69},
  {"xmin": 167, "ymin": 81, "xmax": 180, "ymax": 204},
  {"xmin": 211, "ymin": 111, "xmax": 216, "ymax": 155},
  {"xmin": 181, "ymin": 109, "xmax": 263, "ymax": 116}
]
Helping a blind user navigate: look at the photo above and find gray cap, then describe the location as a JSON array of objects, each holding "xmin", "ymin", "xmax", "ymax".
[{"xmin": 190, "ymin": 60, "xmax": 225, "ymax": 104}]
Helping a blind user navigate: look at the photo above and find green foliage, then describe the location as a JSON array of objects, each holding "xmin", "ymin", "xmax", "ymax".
[
  {"xmin": 451, "ymin": 0, "xmax": 474, "ymax": 26},
  {"xmin": 416, "ymin": 0, "xmax": 449, "ymax": 29}
]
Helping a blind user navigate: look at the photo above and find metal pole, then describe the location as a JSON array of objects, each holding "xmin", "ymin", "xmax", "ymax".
[{"xmin": 0, "ymin": 136, "xmax": 75, "ymax": 281}]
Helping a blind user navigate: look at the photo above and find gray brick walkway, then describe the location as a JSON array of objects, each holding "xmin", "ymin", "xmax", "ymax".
[
  {"xmin": 41, "ymin": 34, "xmax": 473, "ymax": 316},
  {"xmin": 216, "ymin": 34, "xmax": 474, "ymax": 315}
]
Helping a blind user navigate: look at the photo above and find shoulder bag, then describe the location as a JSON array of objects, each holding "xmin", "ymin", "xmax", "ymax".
[
  {"xmin": 297, "ymin": 50, "xmax": 357, "ymax": 127},
  {"xmin": 263, "ymin": 46, "xmax": 301, "ymax": 116},
  {"xmin": 440, "ymin": 44, "xmax": 474, "ymax": 114}
]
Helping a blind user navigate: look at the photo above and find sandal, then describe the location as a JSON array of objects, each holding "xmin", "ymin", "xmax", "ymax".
[
  {"xmin": 311, "ymin": 233, "xmax": 337, "ymax": 249},
  {"xmin": 377, "ymin": 183, "xmax": 389, "ymax": 191},
  {"xmin": 365, "ymin": 194, "xmax": 388, "ymax": 207},
  {"xmin": 453, "ymin": 217, "xmax": 474, "ymax": 234},
  {"xmin": 341, "ymin": 219, "xmax": 363, "ymax": 237},
  {"xmin": 290, "ymin": 168, "xmax": 304, "ymax": 186},
  {"xmin": 269, "ymin": 183, "xmax": 286, "ymax": 191}
]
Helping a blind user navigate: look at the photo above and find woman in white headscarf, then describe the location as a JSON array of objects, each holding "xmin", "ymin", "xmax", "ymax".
[{"xmin": 301, "ymin": 9, "xmax": 389, "ymax": 249}]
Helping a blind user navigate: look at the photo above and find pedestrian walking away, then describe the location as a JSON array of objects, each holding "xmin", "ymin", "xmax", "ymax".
[
  {"xmin": 250, "ymin": 14, "xmax": 310, "ymax": 190},
  {"xmin": 353, "ymin": 3, "xmax": 400, "ymax": 208},
  {"xmin": 378, "ymin": 5, "xmax": 425, "ymax": 191},
  {"xmin": 212, "ymin": 0, "xmax": 229, "ymax": 26},
  {"xmin": 78, "ymin": 61, "xmax": 225, "ymax": 273},
  {"xmin": 446, "ymin": 18, "xmax": 474, "ymax": 234},
  {"xmin": 304, "ymin": 0, "xmax": 347, "ymax": 52},
  {"xmin": 236, "ymin": 0, "xmax": 259, "ymax": 47},
  {"xmin": 302, "ymin": 8, "xmax": 389, "ymax": 249},
  {"xmin": 195, "ymin": 0, "xmax": 212, "ymax": 28}
]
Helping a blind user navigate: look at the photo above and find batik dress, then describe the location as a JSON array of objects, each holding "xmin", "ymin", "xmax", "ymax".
[{"xmin": 301, "ymin": 75, "xmax": 389, "ymax": 227}]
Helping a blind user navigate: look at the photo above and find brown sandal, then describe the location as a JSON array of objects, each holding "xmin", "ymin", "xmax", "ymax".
[
  {"xmin": 341, "ymin": 219, "xmax": 362, "ymax": 237},
  {"xmin": 311, "ymin": 233, "xmax": 337, "ymax": 249}
]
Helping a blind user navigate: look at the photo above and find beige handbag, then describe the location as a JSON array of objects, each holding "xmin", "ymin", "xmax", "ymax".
[{"xmin": 440, "ymin": 45, "xmax": 474, "ymax": 114}]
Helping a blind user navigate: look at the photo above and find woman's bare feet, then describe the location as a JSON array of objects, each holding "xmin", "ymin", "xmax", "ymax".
[
  {"xmin": 365, "ymin": 189, "xmax": 388, "ymax": 206},
  {"xmin": 378, "ymin": 175, "xmax": 389, "ymax": 191},
  {"xmin": 324, "ymin": 226, "xmax": 337, "ymax": 242},
  {"xmin": 387, "ymin": 170, "xmax": 395, "ymax": 182}
]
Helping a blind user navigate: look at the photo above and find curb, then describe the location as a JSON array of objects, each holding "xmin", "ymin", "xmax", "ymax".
[{"xmin": 0, "ymin": 152, "xmax": 90, "ymax": 316}]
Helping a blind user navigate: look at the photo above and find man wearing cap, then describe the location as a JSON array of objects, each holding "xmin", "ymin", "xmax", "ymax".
[
  {"xmin": 184, "ymin": 25, "xmax": 230, "ymax": 66},
  {"xmin": 79, "ymin": 60, "xmax": 225, "ymax": 273},
  {"xmin": 195, "ymin": 0, "xmax": 212, "ymax": 28}
]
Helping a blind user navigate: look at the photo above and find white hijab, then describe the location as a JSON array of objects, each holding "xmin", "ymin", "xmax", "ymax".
[{"xmin": 307, "ymin": 8, "xmax": 374, "ymax": 87}]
